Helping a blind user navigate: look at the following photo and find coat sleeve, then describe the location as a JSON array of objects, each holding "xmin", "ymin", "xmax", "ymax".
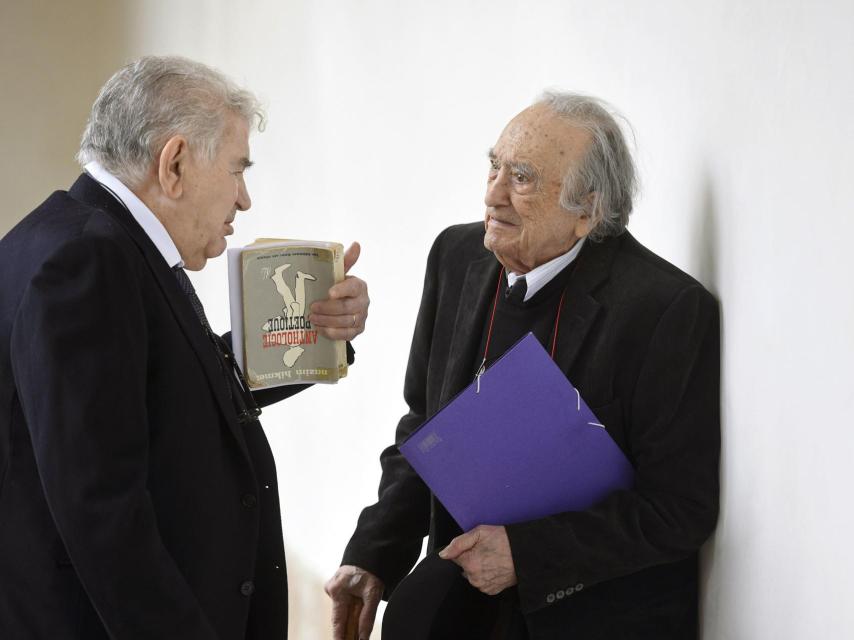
[
  {"xmin": 221, "ymin": 336, "xmax": 354, "ymax": 409},
  {"xmin": 505, "ymin": 284, "xmax": 721, "ymax": 613},
  {"xmin": 220, "ymin": 330, "xmax": 312, "ymax": 408},
  {"xmin": 339, "ymin": 229, "xmax": 450, "ymax": 594},
  {"xmin": 10, "ymin": 235, "xmax": 220, "ymax": 639}
]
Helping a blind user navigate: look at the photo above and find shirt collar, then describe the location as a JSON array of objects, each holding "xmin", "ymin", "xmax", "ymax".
[
  {"xmin": 84, "ymin": 161, "xmax": 184, "ymax": 269},
  {"xmin": 507, "ymin": 238, "xmax": 586, "ymax": 302}
]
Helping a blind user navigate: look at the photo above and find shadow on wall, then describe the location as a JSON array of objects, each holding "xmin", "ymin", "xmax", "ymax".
[
  {"xmin": 690, "ymin": 171, "xmax": 726, "ymax": 639},
  {"xmin": 0, "ymin": 2, "xmax": 134, "ymax": 235},
  {"xmin": 692, "ymin": 175, "xmax": 720, "ymax": 297}
]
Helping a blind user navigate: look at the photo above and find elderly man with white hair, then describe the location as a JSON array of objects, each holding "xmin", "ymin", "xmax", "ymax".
[
  {"xmin": 326, "ymin": 93, "xmax": 720, "ymax": 639},
  {"xmin": 0, "ymin": 56, "xmax": 369, "ymax": 639}
]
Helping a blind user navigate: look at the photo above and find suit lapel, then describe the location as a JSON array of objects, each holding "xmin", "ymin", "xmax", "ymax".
[
  {"xmin": 551, "ymin": 234, "xmax": 622, "ymax": 376},
  {"xmin": 439, "ymin": 254, "xmax": 502, "ymax": 403},
  {"xmin": 438, "ymin": 233, "xmax": 624, "ymax": 401},
  {"xmin": 68, "ymin": 174, "xmax": 250, "ymax": 458}
]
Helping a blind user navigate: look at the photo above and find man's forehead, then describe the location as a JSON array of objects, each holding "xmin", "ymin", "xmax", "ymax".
[
  {"xmin": 221, "ymin": 113, "xmax": 252, "ymax": 163},
  {"xmin": 494, "ymin": 105, "xmax": 590, "ymax": 165}
]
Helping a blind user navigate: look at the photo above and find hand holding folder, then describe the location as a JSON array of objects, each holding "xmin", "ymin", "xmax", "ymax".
[{"xmin": 400, "ymin": 333, "xmax": 634, "ymax": 531}]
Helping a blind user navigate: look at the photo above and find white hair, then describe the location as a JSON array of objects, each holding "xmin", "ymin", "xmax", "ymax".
[
  {"xmin": 536, "ymin": 91, "xmax": 638, "ymax": 241},
  {"xmin": 77, "ymin": 55, "xmax": 265, "ymax": 186}
]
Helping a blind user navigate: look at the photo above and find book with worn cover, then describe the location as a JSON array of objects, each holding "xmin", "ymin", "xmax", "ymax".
[
  {"xmin": 227, "ymin": 239, "xmax": 348, "ymax": 389},
  {"xmin": 399, "ymin": 333, "xmax": 634, "ymax": 531}
]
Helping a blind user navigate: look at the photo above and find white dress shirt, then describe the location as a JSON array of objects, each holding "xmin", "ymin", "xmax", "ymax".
[
  {"xmin": 84, "ymin": 161, "xmax": 183, "ymax": 269},
  {"xmin": 506, "ymin": 238, "xmax": 586, "ymax": 301}
]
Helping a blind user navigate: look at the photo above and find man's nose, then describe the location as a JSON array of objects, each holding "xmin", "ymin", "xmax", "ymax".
[
  {"xmin": 484, "ymin": 169, "xmax": 510, "ymax": 208},
  {"xmin": 236, "ymin": 179, "xmax": 251, "ymax": 211}
]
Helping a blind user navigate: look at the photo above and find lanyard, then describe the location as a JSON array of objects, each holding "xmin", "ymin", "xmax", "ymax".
[{"xmin": 475, "ymin": 266, "xmax": 567, "ymax": 392}]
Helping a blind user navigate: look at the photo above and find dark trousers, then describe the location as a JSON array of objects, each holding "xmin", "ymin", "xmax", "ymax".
[{"xmin": 382, "ymin": 553, "xmax": 528, "ymax": 640}]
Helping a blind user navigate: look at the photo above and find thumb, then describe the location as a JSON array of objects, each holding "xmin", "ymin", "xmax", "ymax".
[
  {"xmin": 343, "ymin": 241, "xmax": 361, "ymax": 274},
  {"xmin": 439, "ymin": 529, "xmax": 479, "ymax": 560}
]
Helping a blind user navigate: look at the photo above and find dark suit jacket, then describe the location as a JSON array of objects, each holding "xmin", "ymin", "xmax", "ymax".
[
  {"xmin": 0, "ymin": 175, "xmax": 306, "ymax": 639},
  {"xmin": 343, "ymin": 222, "xmax": 720, "ymax": 639}
]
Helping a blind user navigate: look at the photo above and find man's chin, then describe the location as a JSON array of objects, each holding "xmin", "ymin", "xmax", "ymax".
[
  {"xmin": 183, "ymin": 256, "xmax": 207, "ymax": 271},
  {"xmin": 484, "ymin": 229, "xmax": 514, "ymax": 254},
  {"xmin": 484, "ymin": 238, "xmax": 518, "ymax": 268},
  {"xmin": 201, "ymin": 240, "xmax": 228, "ymax": 265}
]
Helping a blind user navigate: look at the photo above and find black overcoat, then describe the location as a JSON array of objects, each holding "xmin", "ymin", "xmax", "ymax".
[
  {"xmin": 0, "ymin": 175, "xmax": 304, "ymax": 639},
  {"xmin": 343, "ymin": 222, "xmax": 720, "ymax": 639}
]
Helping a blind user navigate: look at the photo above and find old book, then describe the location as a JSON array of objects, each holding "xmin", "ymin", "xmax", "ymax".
[{"xmin": 227, "ymin": 239, "xmax": 348, "ymax": 389}]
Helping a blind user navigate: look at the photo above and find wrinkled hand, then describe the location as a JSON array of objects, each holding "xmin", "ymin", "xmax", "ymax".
[
  {"xmin": 309, "ymin": 242, "xmax": 369, "ymax": 341},
  {"xmin": 325, "ymin": 564, "xmax": 384, "ymax": 640},
  {"xmin": 439, "ymin": 525, "xmax": 517, "ymax": 595}
]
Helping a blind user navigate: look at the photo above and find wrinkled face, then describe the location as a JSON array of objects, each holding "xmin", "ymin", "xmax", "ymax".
[
  {"xmin": 484, "ymin": 104, "xmax": 592, "ymax": 274},
  {"xmin": 177, "ymin": 113, "xmax": 252, "ymax": 269}
]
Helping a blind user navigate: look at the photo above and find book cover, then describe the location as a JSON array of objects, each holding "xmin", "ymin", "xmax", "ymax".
[{"xmin": 228, "ymin": 240, "xmax": 348, "ymax": 388}]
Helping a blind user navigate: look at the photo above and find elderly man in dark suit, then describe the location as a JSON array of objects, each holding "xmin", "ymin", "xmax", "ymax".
[
  {"xmin": 0, "ymin": 56, "xmax": 369, "ymax": 639},
  {"xmin": 326, "ymin": 92, "xmax": 719, "ymax": 639}
]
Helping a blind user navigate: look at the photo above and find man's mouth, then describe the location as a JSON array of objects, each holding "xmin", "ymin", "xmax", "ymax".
[{"xmin": 487, "ymin": 214, "xmax": 518, "ymax": 229}]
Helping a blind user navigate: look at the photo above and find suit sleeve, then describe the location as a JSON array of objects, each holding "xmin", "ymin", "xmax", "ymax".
[
  {"xmin": 220, "ymin": 330, "xmax": 311, "ymax": 407},
  {"xmin": 505, "ymin": 284, "xmax": 721, "ymax": 613},
  {"xmin": 339, "ymin": 231, "xmax": 449, "ymax": 594},
  {"xmin": 220, "ymin": 335, "xmax": 354, "ymax": 408},
  {"xmin": 11, "ymin": 236, "xmax": 220, "ymax": 639}
]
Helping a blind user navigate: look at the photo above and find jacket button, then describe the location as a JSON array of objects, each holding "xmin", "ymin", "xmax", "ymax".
[
  {"xmin": 556, "ymin": 589, "xmax": 566, "ymax": 599},
  {"xmin": 242, "ymin": 494, "xmax": 257, "ymax": 508},
  {"xmin": 240, "ymin": 580, "xmax": 255, "ymax": 597},
  {"xmin": 546, "ymin": 593, "xmax": 556, "ymax": 604}
]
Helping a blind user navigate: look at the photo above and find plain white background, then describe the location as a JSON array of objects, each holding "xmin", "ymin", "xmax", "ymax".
[{"xmin": 2, "ymin": 1, "xmax": 853, "ymax": 637}]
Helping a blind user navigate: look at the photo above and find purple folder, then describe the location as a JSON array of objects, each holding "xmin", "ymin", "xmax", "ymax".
[{"xmin": 400, "ymin": 333, "xmax": 634, "ymax": 531}]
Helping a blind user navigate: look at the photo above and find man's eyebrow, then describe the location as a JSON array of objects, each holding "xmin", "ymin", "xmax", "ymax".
[
  {"xmin": 486, "ymin": 150, "xmax": 538, "ymax": 180},
  {"xmin": 238, "ymin": 157, "xmax": 254, "ymax": 169},
  {"xmin": 509, "ymin": 161, "xmax": 535, "ymax": 177}
]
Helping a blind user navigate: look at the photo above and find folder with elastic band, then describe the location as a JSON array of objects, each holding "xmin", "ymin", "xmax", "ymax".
[{"xmin": 400, "ymin": 333, "xmax": 635, "ymax": 531}]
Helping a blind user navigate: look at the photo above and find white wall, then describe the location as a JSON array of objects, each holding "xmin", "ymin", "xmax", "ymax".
[
  {"xmin": 3, "ymin": 1, "xmax": 853, "ymax": 637},
  {"xmin": 0, "ymin": 1, "xmax": 134, "ymax": 229}
]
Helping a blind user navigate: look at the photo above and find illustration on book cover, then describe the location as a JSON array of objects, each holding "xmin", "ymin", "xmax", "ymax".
[{"xmin": 261, "ymin": 263, "xmax": 318, "ymax": 367}]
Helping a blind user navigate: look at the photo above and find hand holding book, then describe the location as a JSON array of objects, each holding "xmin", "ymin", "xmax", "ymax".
[{"xmin": 309, "ymin": 242, "xmax": 369, "ymax": 341}]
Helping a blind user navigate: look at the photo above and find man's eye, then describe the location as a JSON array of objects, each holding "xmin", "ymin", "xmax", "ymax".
[{"xmin": 513, "ymin": 172, "xmax": 529, "ymax": 183}]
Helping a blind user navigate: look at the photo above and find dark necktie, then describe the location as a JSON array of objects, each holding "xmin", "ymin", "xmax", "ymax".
[
  {"xmin": 505, "ymin": 276, "xmax": 528, "ymax": 305},
  {"xmin": 172, "ymin": 266, "xmax": 261, "ymax": 424},
  {"xmin": 173, "ymin": 266, "xmax": 213, "ymax": 332}
]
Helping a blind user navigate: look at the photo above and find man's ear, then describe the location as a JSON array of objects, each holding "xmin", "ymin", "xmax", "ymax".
[
  {"xmin": 574, "ymin": 192, "xmax": 598, "ymax": 239},
  {"xmin": 157, "ymin": 135, "xmax": 189, "ymax": 199}
]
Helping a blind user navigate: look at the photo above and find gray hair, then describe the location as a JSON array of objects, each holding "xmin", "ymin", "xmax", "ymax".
[
  {"xmin": 77, "ymin": 55, "xmax": 265, "ymax": 186},
  {"xmin": 536, "ymin": 91, "xmax": 637, "ymax": 241}
]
